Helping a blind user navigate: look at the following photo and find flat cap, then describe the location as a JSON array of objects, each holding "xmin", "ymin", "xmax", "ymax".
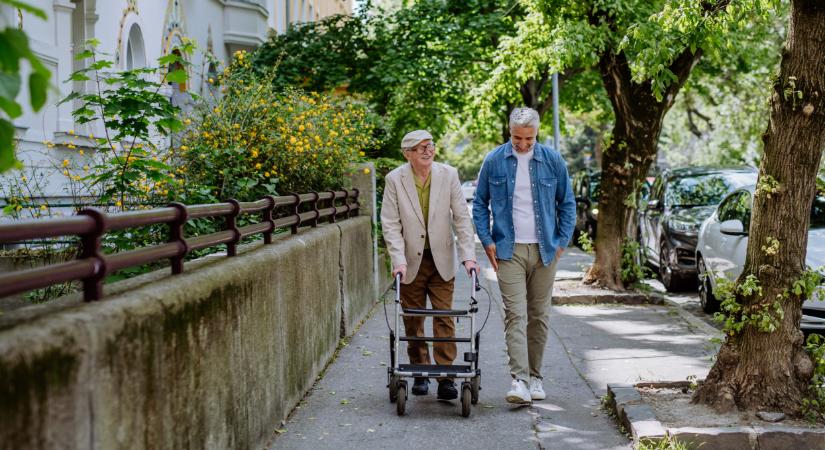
[{"xmin": 401, "ymin": 129, "xmax": 433, "ymax": 150}]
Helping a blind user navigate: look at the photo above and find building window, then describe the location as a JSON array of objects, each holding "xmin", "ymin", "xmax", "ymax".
[{"xmin": 125, "ymin": 24, "xmax": 146, "ymax": 70}]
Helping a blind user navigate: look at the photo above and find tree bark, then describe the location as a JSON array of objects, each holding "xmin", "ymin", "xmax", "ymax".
[
  {"xmin": 693, "ymin": 0, "xmax": 825, "ymax": 414},
  {"xmin": 583, "ymin": 44, "xmax": 700, "ymax": 290}
]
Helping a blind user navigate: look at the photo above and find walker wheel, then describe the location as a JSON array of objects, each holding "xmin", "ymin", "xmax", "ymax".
[
  {"xmin": 396, "ymin": 380, "xmax": 407, "ymax": 416},
  {"xmin": 461, "ymin": 382, "xmax": 472, "ymax": 417},
  {"xmin": 471, "ymin": 377, "xmax": 480, "ymax": 405},
  {"xmin": 389, "ymin": 375, "xmax": 399, "ymax": 403}
]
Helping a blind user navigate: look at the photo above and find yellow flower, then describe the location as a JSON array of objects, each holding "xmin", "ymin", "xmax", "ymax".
[
  {"xmin": 20, "ymin": 176, "xmax": 27, "ymax": 182},
  {"xmin": 363, "ymin": 168, "xmax": 371, "ymax": 174},
  {"xmin": 251, "ymin": 149, "xmax": 259, "ymax": 158},
  {"xmin": 68, "ymin": 129, "xmax": 75, "ymax": 135},
  {"xmin": 40, "ymin": 204, "xmax": 47, "ymax": 211},
  {"xmin": 203, "ymin": 131, "xmax": 210, "ymax": 138},
  {"xmin": 185, "ymin": 119, "xmax": 192, "ymax": 125},
  {"xmin": 255, "ymin": 163, "xmax": 262, "ymax": 170},
  {"xmin": 181, "ymin": 145, "xmax": 189, "ymax": 151},
  {"xmin": 208, "ymin": 78, "xmax": 214, "ymax": 83},
  {"xmin": 62, "ymin": 170, "xmax": 69, "ymax": 176},
  {"xmin": 115, "ymin": 201, "xmax": 122, "ymax": 207},
  {"xmin": 67, "ymin": 143, "xmax": 76, "ymax": 149},
  {"xmin": 298, "ymin": 125, "xmax": 305, "ymax": 132},
  {"xmin": 78, "ymin": 149, "xmax": 84, "ymax": 156},
  {"xmin": 62, "ymin": 159, "xmax": 70, "ymax": 167},
  {"xmin": 15, "ymin": 205, "xmax": 22, "ymax": 211},
  {"xmin": 83, "ymin": 165, "xmax": 89, "ymax": 171},
  {"xmin": 359, "ymin": 151, "xmax": 365, "ymax": 157},
  {"xmin": 289, "ymin": 136, "xmax": 297, "ymax": 144},
  {"xmin": 264, "ymin": 172, "xmax": 270, "ymax": 177}
]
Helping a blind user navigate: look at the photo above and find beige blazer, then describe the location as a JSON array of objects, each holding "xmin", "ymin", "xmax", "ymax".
[{"xmin": 381, "ymin": 162, "xmax": 476, "ymax": 284}]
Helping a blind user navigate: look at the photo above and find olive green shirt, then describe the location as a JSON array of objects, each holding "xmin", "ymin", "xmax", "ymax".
[{"xmin": 414, "ymin": 171, "xmax": 431, "ymax": 249}]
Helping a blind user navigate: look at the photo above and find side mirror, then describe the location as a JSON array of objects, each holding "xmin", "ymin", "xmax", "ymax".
[
  {"xmin": 720, "ymin": 219, "xmax": 747, "ymax": 236},
  {"xmin": 646, "ymin": 199, "xmax": 661, "ymax": 210}
]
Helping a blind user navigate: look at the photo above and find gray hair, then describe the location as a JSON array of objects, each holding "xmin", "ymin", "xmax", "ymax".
[{"xmin": 509, "ymin": 107, "xmax": 540, "ymax": 130}]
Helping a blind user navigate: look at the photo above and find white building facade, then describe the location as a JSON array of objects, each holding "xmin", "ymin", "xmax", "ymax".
[{"xmin": 0, "ymin": 0, "xmax": 351, "ymax": 203}]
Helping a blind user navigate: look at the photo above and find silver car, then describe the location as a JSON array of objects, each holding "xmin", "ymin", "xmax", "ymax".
[
  {"xmin": 696, "ymin": 185, "xmax": 825, "ymax": 333},
  {"xmin": 461, "ymin": 180, "xmax": 477, "ymax": 202}
]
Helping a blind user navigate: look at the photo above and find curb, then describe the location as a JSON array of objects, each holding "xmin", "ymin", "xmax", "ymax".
[
  {"xmin": 551, "ymin": 280, "xmax": 664, "ymax": 306},
  {"xmin": 606, "ymin": 382, "xmax": 825, "ymax": 449}
]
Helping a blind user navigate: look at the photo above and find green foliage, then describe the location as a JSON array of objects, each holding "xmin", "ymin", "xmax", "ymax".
[
  {"xmin": 756, "ymin": 174, "xmax": 780, "ymax": 199},
  {"xmin": 178, "ymin": 54, "xmax": 383, "ymax": 203},
  {"xmin": 620, "ymin": 237, "xmax": 652, "ymax": 286},
  {"xmin": 0, "ymin": 0, "xmax": 50, "ymax": 172},
  {"xmin": 578, "ymin": 231, "xmax": 594, "ymax": 253},
  {"xmin": 802, "ymin": 333, "xmax": 825, "ymax": 423},
  {"xmin": 60, "ymin": 39, "xmax": 193, "ymax": 209},
  {"xmin": 635, "ymin": 435, "xmax": 692, "ymax": 450},
  {"xmin": 713, "ymin": 274, "xmax": 784, "ymax": 335},
  {"xmin": 251, "ymin": 0, "xmax": 519, "ymax": 150}
]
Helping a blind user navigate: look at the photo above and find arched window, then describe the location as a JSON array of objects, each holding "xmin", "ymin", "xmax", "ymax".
[{"xmin": 125, "ymin": 24, "xmax": 146, "ymax": 70}]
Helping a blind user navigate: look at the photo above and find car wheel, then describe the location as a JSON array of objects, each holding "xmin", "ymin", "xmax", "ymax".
[
  {"xmin": 697, "ymin": 256, "xmax": 720, "ymax": 313},
  {"xmin": 659, "ymin": 243, "xmax": 680, "ymax": 292}
]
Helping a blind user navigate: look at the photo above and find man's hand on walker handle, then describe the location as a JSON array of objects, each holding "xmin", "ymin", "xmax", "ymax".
[
  {"xmin": 463, "ymin": 260, "xmax": 479, "ymax": 277},
  {"xmin": 392, "ymin": 264, "xmax": 407, "ymax": 281},
  {"xmin": 484, "ymin": 244, "xmax": 498, "ymax": 272}
]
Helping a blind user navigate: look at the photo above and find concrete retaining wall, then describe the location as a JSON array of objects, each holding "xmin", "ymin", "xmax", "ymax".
[{"xmin": 0, "ymin": 216, "xmax": 374, "ymax": 450}]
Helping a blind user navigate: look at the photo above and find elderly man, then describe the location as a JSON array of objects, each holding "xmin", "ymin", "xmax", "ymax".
[
  {"xmin": 381, "ymin": 129, "xmax": 478, "ymax": 400},
  {"xmin": 472, "ymin": 107, "xmax": 576, "ymax": 404}
]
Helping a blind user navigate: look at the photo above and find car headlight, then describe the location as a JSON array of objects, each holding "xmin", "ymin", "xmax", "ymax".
[
  {"xmin": 591, "ymin": 208, "xmax": 599, "ymax": 219},
  {"xmin": 668, "ymin": 218, "xmax": 698, "ymax": 233}
]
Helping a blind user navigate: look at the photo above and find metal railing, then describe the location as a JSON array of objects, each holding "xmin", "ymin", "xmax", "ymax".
[{"xmin": 0, "ymin": 190, "xmax": 360, "ymax": 302}]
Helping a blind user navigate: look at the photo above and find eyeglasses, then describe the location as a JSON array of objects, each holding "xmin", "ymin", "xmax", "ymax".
[{"xmin": 409, "ymin": 143, "xmax": 435, "ymax": 154}]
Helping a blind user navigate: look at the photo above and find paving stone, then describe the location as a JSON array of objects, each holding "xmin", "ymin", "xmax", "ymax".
[
  {"xmin": 756, "ymin": 428, "xmax": 825, "ymax": 450},
  {"xmin": 668, "ymin": 426, "xmax": 755, "ymax": 450},
  {"xmin": 610, "ymin": 386, "xmax": 642, "ymax": 406}
]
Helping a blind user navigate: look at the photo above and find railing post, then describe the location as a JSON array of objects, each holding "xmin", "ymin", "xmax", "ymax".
[
  {"xmin": 351, "ymin": 188, "xmax": 360, "ymax": 217},
  {"xmin": 263, "ymin": 195, "xmax": 276, "ymax": 244},
  {"xmin": 327, "ymin": 190, "xmax": 338, "ymax": 223},
  {"xmin": 77, "ymin": 208, "xmax": 107, "ymax": 301},
  {"xmin": 167, "ymin": 202, "xmax": 189, "ymax": 274},
  {"xmin": 310, "ymin": 191, "xmax": 320, "ymax": 227},
  {"xmin": 226, "ymin": 199, "xmax": 241, "ymax": 257},
  {"xmin": 289, "ymin": 192, "xmax": 301, "ymax": 234}
]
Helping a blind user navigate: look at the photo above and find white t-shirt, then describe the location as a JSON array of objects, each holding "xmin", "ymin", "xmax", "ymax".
[{"xmin": 513, "ymin": 149, "xmax": 538, "ymax": 243}]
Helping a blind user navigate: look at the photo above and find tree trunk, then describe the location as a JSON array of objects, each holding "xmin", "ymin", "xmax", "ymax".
[
  {"xmin": 583, "ymin": 46, "xmax": 700, "ymax": 290},
  {"xmin": 693, "ymin": 0, "xmax": 825, "ymax": 414}
]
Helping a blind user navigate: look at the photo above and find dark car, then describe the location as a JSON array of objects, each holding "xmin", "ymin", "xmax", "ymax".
[
  {"xmin": 639, "ymin": 166, "xmax": 758, "ymax": 291},
  {"xmin": 572, "ymin": 170, "xmax": 651, "ymax": 243},
  {"xmin": 572, "ymin": 170, "xmax": 602, "ymax": 241}
]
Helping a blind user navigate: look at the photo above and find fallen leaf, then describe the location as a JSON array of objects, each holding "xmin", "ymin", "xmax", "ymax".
[
  {"xmin": 340, "ymin": 399, "xmax": 350, "ymax": 405},
  {"xmin": 274, "ymin": 429, "xmax": 287, "ymax": 435},
  {"xmin": 367, "ymin": 428, "xmax": 375, "ymax": 433}
]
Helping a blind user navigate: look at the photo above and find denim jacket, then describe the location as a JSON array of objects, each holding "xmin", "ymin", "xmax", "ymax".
[{"xmin": 472, "ymin": 142, "xmax": 576, "ymax": 266}]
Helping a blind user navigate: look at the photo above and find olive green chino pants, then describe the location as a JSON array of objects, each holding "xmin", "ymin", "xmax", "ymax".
[{"xmin": 497, "ymin": 243, "xmax": 559, "ymax": 382}]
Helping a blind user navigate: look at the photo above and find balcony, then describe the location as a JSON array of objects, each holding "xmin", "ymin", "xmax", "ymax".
[{"xmin": 222, "ymin": 0, "xmax": 269, "ymax": 52}]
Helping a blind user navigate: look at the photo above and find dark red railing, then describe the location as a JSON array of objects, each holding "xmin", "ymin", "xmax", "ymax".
[{"xmin": 0, "ymin": 190, "xmax": 359, "ymax": 301}]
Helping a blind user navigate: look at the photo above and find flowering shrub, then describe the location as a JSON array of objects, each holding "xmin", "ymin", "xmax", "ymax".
[{"xmin": 175, "ymin": 51, "xmax": 383, "ymax": 203}]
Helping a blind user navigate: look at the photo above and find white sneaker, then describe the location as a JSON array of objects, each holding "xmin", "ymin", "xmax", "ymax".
[
  {"xmin": 506, "ymin": 379, "xmax": 532, "ymax": 404},
  {"xmin": 529, "ymin": 377, "xmax": 546, "ymax": 400}
]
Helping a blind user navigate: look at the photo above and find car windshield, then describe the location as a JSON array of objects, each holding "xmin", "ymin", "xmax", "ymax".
[
  {"xmin": 665, "ymin": 172, "xmax": 755, "ymax": 208},
  {"xmin": 812, "ymin": 195, "xmax": 825, "ymax": 229}
]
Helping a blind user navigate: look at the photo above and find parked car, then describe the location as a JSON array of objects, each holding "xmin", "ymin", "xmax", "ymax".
[
  {"xmin": 572, "ymin": 170, "xmax": 602, "ymax": 240},
  {"xmin": 572, "ymin": 170, "xmax": 652, "ymax": 242},
  {"xmin": 639, "ymin": 166, "xmax": 758, "ymax": 291},
  {"xmin": 461, "ymin": 180, "xmax": 477, "ymax": 202},
  {"xmin": 696, "ymin": 185, "xmax": 825, "ymax": 333}
]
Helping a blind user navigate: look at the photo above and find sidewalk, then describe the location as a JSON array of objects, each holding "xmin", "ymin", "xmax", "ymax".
[{"xmin": 267, "ymin": 245, "xmax": 719, "ymax": 449}]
